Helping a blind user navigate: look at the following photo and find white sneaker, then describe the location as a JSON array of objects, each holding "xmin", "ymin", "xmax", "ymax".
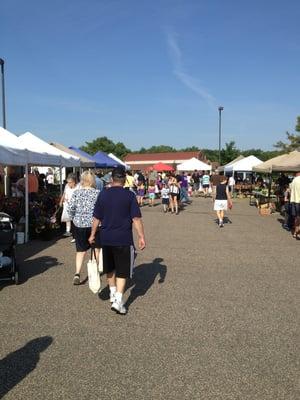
[
  {"xmin": 111, "ymin": 300, "xmax": 127, "ymax": 315},
  {"xmin": 110, "ymin": 292, "xmax": 116, "ymax": 303},
  {"xmin": 70, "ymin": 238, "xmax": 75, "ymax": 243}
]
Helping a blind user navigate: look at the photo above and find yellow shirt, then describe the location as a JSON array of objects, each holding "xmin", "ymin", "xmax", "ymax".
[{"xmin": 124, "ymin": 175, "xmax": 135, "ymax": 188}]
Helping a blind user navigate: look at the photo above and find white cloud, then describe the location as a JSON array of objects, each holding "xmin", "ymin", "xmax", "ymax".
[{"xmin": 165, "ymin": 28, "xmax": 216, "ymax": 108}]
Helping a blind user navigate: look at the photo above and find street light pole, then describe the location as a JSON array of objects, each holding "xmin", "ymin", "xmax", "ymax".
[
  {"xmin": 218, "ymin": 106, "xmax": 224, "ymax": 166},
  {"xmin": 0, "ymin": 58, "xmax": 6, "ymax": 129}
]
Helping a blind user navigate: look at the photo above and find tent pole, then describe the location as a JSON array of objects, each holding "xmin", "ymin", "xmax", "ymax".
[
  {"xmin": 4, "ymin": 166, "xmax": 8, "ymax": 196},
  {"xmin": 59, "ymin": 165, "xmax": 63, "ymax": 195},
  {"xmin": 268, "ymin": 173, "xmax": 272, "ymax": 203},
  {"xmin": 25, "ymin": 164, "xmax": 29, "ymax": 243}
]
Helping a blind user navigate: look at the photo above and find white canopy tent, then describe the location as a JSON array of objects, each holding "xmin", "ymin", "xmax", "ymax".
[
  {"xmin": 224, "ymin": 155, "xmax": 262, "ymax": 173},
  {"xmin": 177, "ymin": 157, "xmax": 212, "ymax": 171},
  {"xmin": 18, "ymin": 132, "xmax": 80, "ymax": 167},
  {"xmin": 0, "ymin": 127, "xmax": 62, "ymax": 166},
  {"xmin": 0, "ymin": 129, "xmax": 80, "ymax": 243},
  {"xmin": 108, "ymin": 153, "xmax": 130, "ymax": 170},
  {"xmin": 253, "ymin": 151, "xmax": 300, "ymax": 173}
]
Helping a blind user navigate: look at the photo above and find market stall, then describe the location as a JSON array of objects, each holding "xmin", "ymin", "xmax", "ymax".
[
  {"xmin": 224, "ymin": 155, "xmax": 262, "ymax": 177},
  {"xmin": 261, "ymin": 150, "xmax": 300, "ymax": 172},
  {"xmin": 177, "ymin": 157, "xmax": 211, "ymax": 171},
  {"xmin": 218, "ymin": 155, "xmax": 244, "ymax": 173},
  {"xmin": 92, "ymin": 151, "xmax": 123, "ymax": 168},
  {"xmin": 0, "ymin": 128, "xmax": 79, "ymax": 242},
  {"xmin": 108, "ymin": 153, "xmax": 130, "ymax": 170},
  {"xmin": 51, "ymin": 142, "xmax": 96, "ymax": 168}
]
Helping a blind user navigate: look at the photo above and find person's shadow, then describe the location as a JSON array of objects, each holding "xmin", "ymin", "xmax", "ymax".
[
  {"xmin": 19, "ymin": 256, "xmax": 62, "ymax": 284},
  {"xmin": 125, "ymin": 257, "xmax": 167, "ymax": 310},
  {"xmin": 0, "ymin": 336, "xmax": 53, "ymax": 399}
]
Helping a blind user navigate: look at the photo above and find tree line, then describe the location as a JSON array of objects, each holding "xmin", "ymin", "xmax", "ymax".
[{"xmin": 80, "ymin": 116, "xmax": 300, "ymax": 164}]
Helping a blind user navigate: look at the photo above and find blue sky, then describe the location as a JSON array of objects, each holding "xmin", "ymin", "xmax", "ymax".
[{"xmin": 1, "ymin": 0, "xmax": 300, "ymax": 151}]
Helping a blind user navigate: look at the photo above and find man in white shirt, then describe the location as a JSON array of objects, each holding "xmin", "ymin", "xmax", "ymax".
[{"xmin": 290, "ymin": 172, "xmax": 300, "ymax": 237}]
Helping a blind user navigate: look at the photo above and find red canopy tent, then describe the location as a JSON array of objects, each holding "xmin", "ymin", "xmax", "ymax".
[{"xmin": 152, "ymin": 162, "xmax": 174, "ymax": 172}]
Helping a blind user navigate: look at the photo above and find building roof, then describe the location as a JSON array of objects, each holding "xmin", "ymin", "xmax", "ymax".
[{"xmin": 124, "ymin": 151, "xmax": 200, "ymax": 163}]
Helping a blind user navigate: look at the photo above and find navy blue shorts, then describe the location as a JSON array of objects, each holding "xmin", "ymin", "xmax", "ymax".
[
  {"xmin": 74, "ymin": 226, "xmax": 101, "ymax": 252},
  {"xmin": 102, "ymin": 245, "xmax": 136, "ymax": 279}
]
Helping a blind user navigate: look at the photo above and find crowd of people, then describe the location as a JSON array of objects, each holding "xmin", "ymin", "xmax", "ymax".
[
  {"xmin": 58, "ymin": 167, "xmax": 234, "ymax": 316},
  {"xmin": 57, "ymin": 166, "xmax": 300, "ymax": 315}
]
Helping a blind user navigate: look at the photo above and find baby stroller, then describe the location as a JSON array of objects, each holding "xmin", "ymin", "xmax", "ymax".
[{"xmin": 0, "ymin": 212, "xmax": 18, "ymax": 284}]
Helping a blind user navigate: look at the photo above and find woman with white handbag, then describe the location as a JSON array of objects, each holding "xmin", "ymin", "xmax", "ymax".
[{"xmin": 68, "ymin": 171, "xmax": 100, "ymax": 285}]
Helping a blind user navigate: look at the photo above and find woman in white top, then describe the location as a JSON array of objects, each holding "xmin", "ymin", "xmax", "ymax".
[
  {"xmin": 168, "ymin": 176, "xmax": 180, "ymax": 215},
  {"xmin": 60, "ymin": 173, "xmax": 77, "ymax": 238}
]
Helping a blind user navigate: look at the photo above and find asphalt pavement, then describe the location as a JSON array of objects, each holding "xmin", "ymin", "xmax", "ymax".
[{"xmin": 0, "ymin": 197, "xmax": 299, "ymax": 400}]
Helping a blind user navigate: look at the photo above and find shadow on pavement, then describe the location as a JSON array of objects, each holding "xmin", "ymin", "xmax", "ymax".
[
  {"xmin": 125, "ymin": 257, "xmax": 167, "ymax": 310},
  {"xmin": 0, "ymin": 336, "xmax": 53, "ymax": 399},
  {"xmin": 19, "ymin": 256, "xmax": 63, "ymax": 284},
  {"xmin": 16, "ymin": 236, "xmax": 66, "ymax": 262}
]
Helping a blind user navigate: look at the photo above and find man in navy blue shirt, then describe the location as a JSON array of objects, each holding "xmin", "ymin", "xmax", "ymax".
[{"xmin": 89, "ymin": 167, "xmax": 146, "ymax": 315}]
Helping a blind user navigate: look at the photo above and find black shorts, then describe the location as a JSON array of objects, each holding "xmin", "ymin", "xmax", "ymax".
[
  {"xmin": 202, "ymin": 184, "xmax": 209, "ymax": 189},
  {"xmin": 102, "ymin": 245, "xmax": 135, "ymax": 279},
  {"xmin": 291, "ymin": 202, "xmax": 300, "ymax": 217},
  {"xmin": 162, "ymin": 198, "xmax": 169, "ymax": 205},
  {"xmin": 74, "ymin": 226, "xmax": 101, "ymax": 252}
]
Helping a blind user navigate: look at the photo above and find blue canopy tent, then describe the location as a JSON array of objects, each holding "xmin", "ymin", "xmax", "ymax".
[
  {"xmin": 69, "ymin": 146, "xmax": 95, "ymax": 161},
  {"xmin": 92, "ymin": 151, "xmax": 123, "ymax": 168},
  {"xmin": 69, "ymin": 147, "xmax": 123, "ymax": 168}
]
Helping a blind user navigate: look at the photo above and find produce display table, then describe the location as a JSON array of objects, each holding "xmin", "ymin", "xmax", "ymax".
[{"xmin": 249, "ymin": 191, "xmax": 277, "ymax": 206}]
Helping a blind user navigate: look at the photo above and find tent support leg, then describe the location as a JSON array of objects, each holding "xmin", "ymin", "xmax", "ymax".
[
  {"xmin": 25, "ymin": 164, "xmax": 29, "ymax": 243},
  {"xmin": 4, "ymin": 166, "xmax": 9, "ymax": 196},
  {"xmin": 268, "ymin": 173, "xmax": 272, "ymax": 203},
  {"xmin": 59, "ymin": 166, "xmax": 63, "ymax": 195}
]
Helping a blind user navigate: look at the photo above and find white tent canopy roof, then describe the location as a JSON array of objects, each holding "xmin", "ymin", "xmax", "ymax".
[
  {"xmin": 0, "ymin": 127, "xmax": 59, "ymax": 166},
  {"xmin": 108, "ymin": 153, "xmax": 130, "ymax": 170},
  {"xmin": 225, "ymin": 155, "xmax": 262, "ymax": 173},
  {"xmin": 0, "ymin": 127, "xmax": 29, "ymax": 165},
  {"xmin": 177, "ymin": 157, "xmax": 212, "ymax": 171},
  {"xmin": 18, "ymin": 132, "xmax": 80, "ymax": 167}
]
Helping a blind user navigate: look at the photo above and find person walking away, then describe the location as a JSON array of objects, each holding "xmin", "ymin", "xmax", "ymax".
[
  {"xmin": 214, "ymin": 176, "xmax": 232, "ymax": 227},
  {"xmin": 228, "ymin": 175, "xmax": 235, "ymax": 196},
  {"xmin": 68, "ymin": 171, "xmax": 100, "ymax": 285},
  {"xmin": 191, "ymin": 170, "xmax": 200, "ymax": 196},
  {"xmin": 124, "ymin": 171, "xmax": 136, "ymax": 193},
  {"xmin": 211, "ymin": 171, "xmax": 222, "ymax": 201},
  {"xmin": 202, "ymin": 171, "xmax": 210, "ymax": 198},
  {"xmin": 95, "ymin": 171, "xmax": 104, "ymax": 192},
  {"xmin": 60, "ymin": 173, "xmax": 77, "ymax": 240},
  {"xmin": 179, "ymin": 172, "xmax": 189, "ymax": 203},
  {"xmin": 89, "ymin": 167, "xmax": 146, "ymax": 315},
  {"xmin": 283, "ymin": 185, "xmax": 293, "ymax": 231},
  {"xmin": 136, "ymin": 180, "xmax": 145, "ymax": 207},
  {"xmin": 290, "ymin": 171, "xmax": 300, "ymax": 239},
  {"xmin": 161, "ymin": 182, "xmax": 170, "ymax": 213},
  {"xmin": 148, "ymin": 180, "xmax": 156, "ymax": 207},
  {"xmin": 169, "ymin": 176, "xmax": 180, "ymax": 215}
]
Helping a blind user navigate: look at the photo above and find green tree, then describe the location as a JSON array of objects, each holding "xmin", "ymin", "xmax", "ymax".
[
  {"xmin": 201, "ymin": 149, "xmax": 219, "ymax": 162},
  {"xmin": 180, "ymin": 146, "xmax": 200, "ymax": 152},
  {"xmin": 274, "ymin": 116, "xmax": 300, "ymax": 152},
  {"xmin": 80, "ymin": 136, "xmax": 131, "ymax": 159},
  {"xmin": 137, "ymin": 145, "xmax": 177, "ymax": 153},
  {"xmin": 220, "ymin": 141, "xmax": 240, "ymax": 164}
]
